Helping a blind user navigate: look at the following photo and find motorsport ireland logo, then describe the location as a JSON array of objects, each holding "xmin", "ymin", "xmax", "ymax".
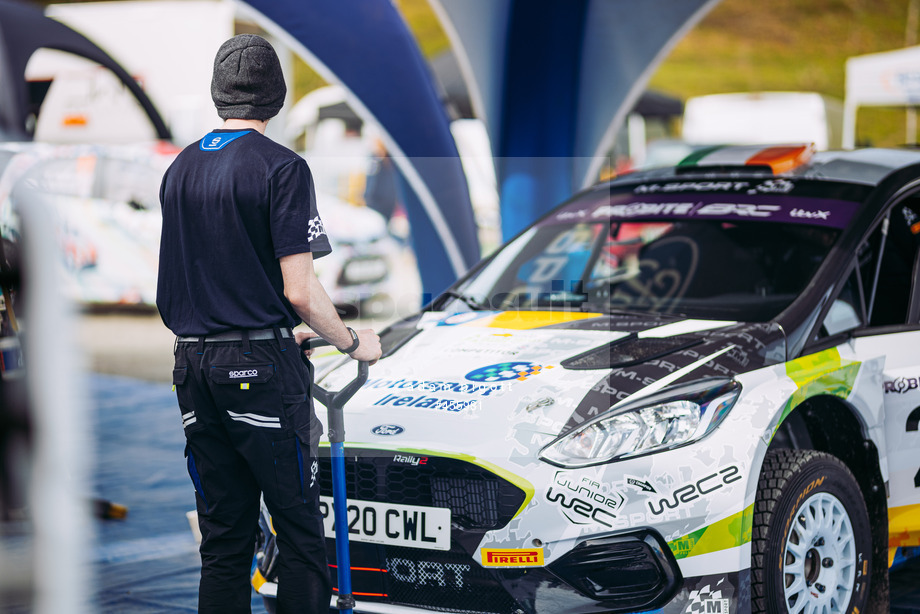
[{"xmin": 465, "ymin": 361, "xmax": 549, "ymax": 383}]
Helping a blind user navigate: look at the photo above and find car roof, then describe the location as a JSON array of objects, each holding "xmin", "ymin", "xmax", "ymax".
[{"xmin": 603, "ymin": 144, "xmax": 920, "ymax": 188}]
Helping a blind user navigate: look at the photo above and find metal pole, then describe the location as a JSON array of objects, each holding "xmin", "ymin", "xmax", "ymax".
[
  {"xmin": 20, "ymin": 190, "xmax": 90, "ymax": 614},
  {"xmin": 907, "ymin": 0, "xmax": 918, "ymax": 144}
]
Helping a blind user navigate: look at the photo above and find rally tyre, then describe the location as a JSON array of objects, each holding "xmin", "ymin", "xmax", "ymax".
[{"xmin": 752, "ymin": 449, "xmax": 871, "ymax": 614}]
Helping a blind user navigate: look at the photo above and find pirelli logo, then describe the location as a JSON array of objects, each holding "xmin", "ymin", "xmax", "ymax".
[{"xmin": 480, "ymin": 548, "xmax": 544, "ymax": 567}]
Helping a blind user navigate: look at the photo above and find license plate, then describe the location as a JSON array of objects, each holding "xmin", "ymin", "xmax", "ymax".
[{"xmin": 319, "ymin": 497, "xmax": 451, "ymax": 551}]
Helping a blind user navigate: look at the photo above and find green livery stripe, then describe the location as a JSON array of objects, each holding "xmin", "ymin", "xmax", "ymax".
[
  {"xmin": 785, "ymin": 347, "xmax": 845, "ymax": 385},
  {"xmin": 668, "ymin": 504, "xmax": 754, "ymax": 560},
  {"xmin": 774, "ymin": 348, "xmax": 861, "ymax": 434},
  {"xmin": 669, "ymin": 349, "xmax": 862, "ymax": 560},
  {"xmin": 319, "ymin": 443, "xmax": 536, "ymax": 519},
  {"xmin": 677, "ymin": 145, "xmax": 725, "ymax": 166}
]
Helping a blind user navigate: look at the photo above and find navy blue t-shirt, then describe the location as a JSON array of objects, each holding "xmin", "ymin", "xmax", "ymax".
[{"xmin": 157, "ymin": 129, "xmax": 332, "ymax": 335}]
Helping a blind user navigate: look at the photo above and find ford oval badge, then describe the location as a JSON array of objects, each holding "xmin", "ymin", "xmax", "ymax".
[{"xmin": 371, "ymin": 424, "xmax": 405, "ymax": 436}]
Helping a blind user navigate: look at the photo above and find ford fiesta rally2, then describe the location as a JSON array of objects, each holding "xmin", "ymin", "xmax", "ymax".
[{"xmin": 252, "ymin": 144, "xmax": 920, "ymax": 614}]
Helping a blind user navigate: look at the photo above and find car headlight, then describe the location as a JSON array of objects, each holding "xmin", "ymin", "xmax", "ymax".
[{"xmin": 539, "ymin": 379, "xmax": 740, "ymax": 468}]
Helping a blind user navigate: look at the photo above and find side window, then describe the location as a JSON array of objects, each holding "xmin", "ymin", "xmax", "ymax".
[
  {"xmin": 817, "ymin": 196, "xmax": 920, "ymax": 340},
  {"xmin": 862, "ymin": 200, "xmax": 920, "ymax": 327},
  {"xmin": 822, "ymin": 267, "xmax": 863, "ymax": 336}
]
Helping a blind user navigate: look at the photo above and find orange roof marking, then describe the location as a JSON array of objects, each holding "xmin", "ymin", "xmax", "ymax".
[{"xmin": 745, "ymin": 144, "xmax": 814, "ymax": 174}]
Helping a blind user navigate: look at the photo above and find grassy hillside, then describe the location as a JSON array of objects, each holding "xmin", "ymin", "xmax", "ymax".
[
  {"xmin": 292, "ymin": 0, "xmax": 450, "ymax": 105},
  {"xmin": 393, "ymin": 0, "xmax": 450, "ymax": 58},
  {"xmin": 297, "ymin": 0, "xmax": 913, "ymax": 147},
  {"xmin": 39, "ymin": 0, "xmax": 916, "ymax": 148},
  {"xmin": 649, "ymin": 0, "xmax": 916, "ymax": 147}
]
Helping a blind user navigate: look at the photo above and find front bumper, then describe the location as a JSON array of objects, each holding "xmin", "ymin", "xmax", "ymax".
[{"xmin": 254, "ymin": 449, "xmax": 689, "ymax": 614}]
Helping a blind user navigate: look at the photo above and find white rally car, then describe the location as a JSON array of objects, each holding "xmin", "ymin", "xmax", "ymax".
[{"xmin": 253, "ymin": 144, "xmax": 920, "ymax": 613}]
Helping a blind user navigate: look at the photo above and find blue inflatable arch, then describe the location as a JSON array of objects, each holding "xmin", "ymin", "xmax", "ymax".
[
  {"xmin": 242, "ymin": 0, "xmax": 722, "ymax": 294},
  {"xmin": 239, "ymin": 0, "xmax": 481, "ymax": 300}
]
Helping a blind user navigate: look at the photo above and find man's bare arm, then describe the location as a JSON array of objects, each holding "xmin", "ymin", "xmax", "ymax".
[{"xmin": 280, "ymin": 252, "xmax": 381, "ymax": 363}]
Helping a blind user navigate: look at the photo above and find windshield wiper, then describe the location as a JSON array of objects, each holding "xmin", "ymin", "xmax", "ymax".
[
  {"xmin": 580, "ymin": 302, "xmax": 640, "ymax": 315},
  {"xmin": 579, "ymin": 302, "xmax": 686, "ymax": 319},
  {"xmin": 441, "ymin": 290, "xmax": 491, "ymax": 311}
]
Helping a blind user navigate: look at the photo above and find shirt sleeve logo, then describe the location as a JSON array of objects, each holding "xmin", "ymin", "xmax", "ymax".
[{"xmin": 307, "ymin": 216, "xmax": 327, "ymax": 242}]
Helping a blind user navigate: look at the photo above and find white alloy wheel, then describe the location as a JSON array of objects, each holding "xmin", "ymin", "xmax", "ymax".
[{"xmin": 782, "ymin": 491, "xmax": 856, "ymax": 613}]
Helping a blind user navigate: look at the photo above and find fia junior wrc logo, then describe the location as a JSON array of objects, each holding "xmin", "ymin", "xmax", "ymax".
[{"xmin": 480, "ymin": 548, "xmax": 544, "ymax": 567}]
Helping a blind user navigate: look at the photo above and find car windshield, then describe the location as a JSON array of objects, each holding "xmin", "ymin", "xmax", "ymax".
[{"xmin": 456, "ymin": 189, "xmax": 849, "ymax": 321}]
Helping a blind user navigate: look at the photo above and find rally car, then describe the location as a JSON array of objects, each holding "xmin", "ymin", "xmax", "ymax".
[
  {"xmin": 0, "ymin": 141, "xmax": 174, "ymax": 306},
  {"xmin": 0, "ymin": 141, "xmax": 409, "ymax": 311},
  {"xmin": 252, "ymin": 144, "xmax": 920, "ymax": 613},
  {"xmin": 310, "ymin": 190, "xmax": 416, "ymax": 316}
]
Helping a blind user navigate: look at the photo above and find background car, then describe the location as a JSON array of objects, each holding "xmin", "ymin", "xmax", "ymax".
[
  {"xmin": 0, "ymin": 141, "xmax": 175, "ymax": 307},
  {"xmin": 253, "ymin": 143, "xmax": 920, "ymax": 613},
  {"xmin": 312, "ymin": 189, "xmax": 419, "ymax": 318},
  {"xmin": 0, "ymin": 141, "xmax": 415, "ymax": 314}
]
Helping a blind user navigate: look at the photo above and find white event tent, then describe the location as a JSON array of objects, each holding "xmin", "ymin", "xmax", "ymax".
[{"xmin": 844, "ymin": 45, "xmax": 920, "ymax": 148}]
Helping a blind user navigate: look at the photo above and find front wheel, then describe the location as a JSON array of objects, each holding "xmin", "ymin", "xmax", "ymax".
[{"xmin": 752, "ymin": 449, "xmax": 872, "ymax": 614}]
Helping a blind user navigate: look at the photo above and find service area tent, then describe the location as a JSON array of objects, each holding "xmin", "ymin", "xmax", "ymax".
[
  {"xmin": 0, "ymin": 0, "xmax": 169, "ymax": 141},
  {"xmin": 843, "ymin": 45, "xmax": 920, "ymax": 148}
]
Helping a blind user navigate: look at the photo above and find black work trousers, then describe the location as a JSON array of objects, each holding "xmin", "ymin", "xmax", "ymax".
[{"xmin": 173, "ymin": 333, "xmax": 332, "ymax": 613}]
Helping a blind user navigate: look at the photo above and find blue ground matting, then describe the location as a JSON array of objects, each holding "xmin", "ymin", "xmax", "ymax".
[
  {"xmin": 90, "ymin": 374, "xmax": 919, "ymax": 612},
  {"xmin": 90, "ymin": 374, "xmax": 265, "ymax": 613}
]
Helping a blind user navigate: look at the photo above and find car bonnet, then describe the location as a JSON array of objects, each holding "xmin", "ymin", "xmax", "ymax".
[{"xmin": 317, "ymin": 310, "xmax": 786, "ymax": 459}]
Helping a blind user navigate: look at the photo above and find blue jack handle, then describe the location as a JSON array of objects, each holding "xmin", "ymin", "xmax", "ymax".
[
  {"xmin": 301, "ymin": 337, "xmax": 369, "ymax": 613},
  {"xmin": 330, "ymin": 442, "xmax": 353, "ymax": 613}
]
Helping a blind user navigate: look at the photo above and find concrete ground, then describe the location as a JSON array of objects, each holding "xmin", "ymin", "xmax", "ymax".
[
  {"xmin": 77, "ymin": 310, "xmax": 175, "ymax": 383},
  {"xmin": 74, "ymin": 245, "xmax": 422, "ymax": 383},
  {"xmin": 75, "ymin": 307, "xmax": 401, "ymax": 383}
]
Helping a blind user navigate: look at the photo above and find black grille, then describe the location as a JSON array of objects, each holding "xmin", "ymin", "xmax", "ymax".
[
  {"xmin": 317, "ymin": 450, "xmax": 527, "ymax": 613},
  {"xmin": 547, "ymin": 530, "xmax": 682, "ymax": 608},
  {"xmin": 431, "ymin": 475, "xmax": 500, "ymax": 528},
  {"xmin": 317, "ymin": 451, "xmax": 525, "ymax": 530}
]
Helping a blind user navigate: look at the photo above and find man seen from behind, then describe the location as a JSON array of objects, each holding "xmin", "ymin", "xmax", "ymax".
[{"xmin": 156, "ymin": 34, "xmax": 382, "ymax": 613}]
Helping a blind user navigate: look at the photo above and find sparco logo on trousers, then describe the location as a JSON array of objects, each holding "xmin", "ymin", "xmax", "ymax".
[{"xmin": 229, "ymin": 370, "xmax": 259, "ymax": 379}]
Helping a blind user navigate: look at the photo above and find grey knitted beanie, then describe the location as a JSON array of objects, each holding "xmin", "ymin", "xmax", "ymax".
[{"xmin": 210, "ymin": 34, "xmax": 286, "ymax": 121}]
